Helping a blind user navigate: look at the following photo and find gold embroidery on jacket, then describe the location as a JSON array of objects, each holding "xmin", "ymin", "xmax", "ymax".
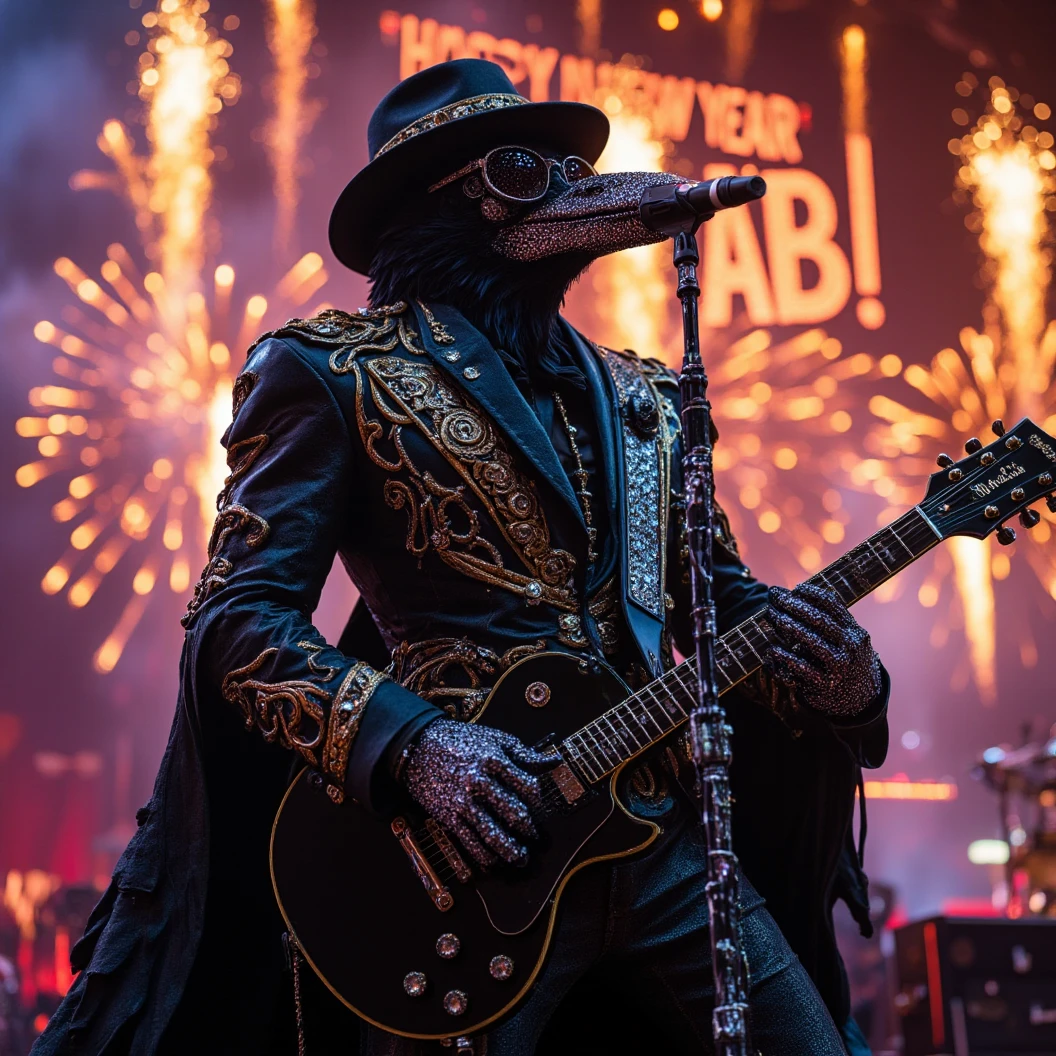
[
  {"xmin": 353, "ymin": 355, "xmax": 579, "ymax": 612},
  {"xmin": 231, "ymin": 370, "xmax": 259, "ymax": 416},
  {"xmin": 588, "ymin": 577, "xmax": 621, "ymax": 655},
  {"xmin": 322, "ymin": 661, "xmax": 389, "ymax": 803},
  {"xmin": 392, "ymin": 637, "xmax": 546, "ymax": 721},
  {"xmin": 222, "ymin": 646, "xmax": 330, "ymax": 766},
  {"xmin": 222, "ymin": 645, "xmax": 388, "ymax": 801},
  {"xmin": 216, "ymin": 434, "xmax": 269, "ymax": 509},
  {"xmin": 246, "ymin": 304, "xmax": 415, "ymax": 363},
  {"xmin": 183, "ymin": 503, "xmax": 271, "ymax": 626}
]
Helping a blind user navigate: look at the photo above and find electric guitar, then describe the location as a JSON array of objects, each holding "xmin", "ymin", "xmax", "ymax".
[{"xmin": 271, "ymin": 417, "xmax": 1056, "ymax": 1040}]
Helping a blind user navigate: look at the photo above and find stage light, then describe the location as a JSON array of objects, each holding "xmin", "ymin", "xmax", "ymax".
[
  {"xmin": 968, "ymin": 839, "xmax": 1010, "ymax": 865},
  {"xmin": 657, "ymin": 9, "xmax": 680, "ymax": 31},
  {"xmin": 702, "ymin": 0, "xmax": 723, "ymax": 20},
  {"xmin": 862, "ymin": 779, "xmax": 958, "ymax": 800}
]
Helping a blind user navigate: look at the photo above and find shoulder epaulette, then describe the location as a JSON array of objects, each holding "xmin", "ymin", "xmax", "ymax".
[
  {"xmin": 246, "ymin": 302, "xmax": 412, "ymax": 357},
  {"xmin": 639, "ymin": 355, "xmax": 679, "ymax": 386}
]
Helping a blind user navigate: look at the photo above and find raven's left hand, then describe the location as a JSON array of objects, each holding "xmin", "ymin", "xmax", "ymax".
[{"xmin": 765, "ymin": 583, "xmax": 881, "ymax": 719}]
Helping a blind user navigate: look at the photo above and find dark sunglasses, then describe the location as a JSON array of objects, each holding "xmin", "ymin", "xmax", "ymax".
[{"xmin": 428, "ymin": 146, "xmax": 598, "ymax": 203}]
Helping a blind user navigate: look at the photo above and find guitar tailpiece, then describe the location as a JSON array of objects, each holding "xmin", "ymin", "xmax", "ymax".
[{"xmin": 440, "ymin": 1035, "xmax": 485, "ymax": 1054}]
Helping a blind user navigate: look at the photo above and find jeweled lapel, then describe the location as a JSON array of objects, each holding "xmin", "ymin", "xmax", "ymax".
[
  {"xmin": 410, "ymin": 301, "xmax": 586, "ymax": 529},
  {"xmin": 593, "ymin": 345, "xmax": 672, "ymax": 622}
]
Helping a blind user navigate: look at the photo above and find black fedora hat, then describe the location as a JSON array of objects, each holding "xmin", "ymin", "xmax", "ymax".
[{"xmin": 328, "ymin": 58, "xmax": 610, "ymax": 275}]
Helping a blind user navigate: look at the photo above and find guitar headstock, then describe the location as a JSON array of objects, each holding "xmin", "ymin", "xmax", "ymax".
[{"xmin": 920, "ymin": 418, "xmax": 1056, "ymax": 543}]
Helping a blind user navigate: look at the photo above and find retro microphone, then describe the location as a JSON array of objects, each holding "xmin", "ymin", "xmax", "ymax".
[{"xmin": 639, "ymin": 175, "xmax": 766, "ymax": 236}]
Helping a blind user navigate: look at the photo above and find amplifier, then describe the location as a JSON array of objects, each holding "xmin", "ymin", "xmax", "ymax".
[{"xmin": 894, "ymin": 916, "xmax": 1056, "ymax": 1056}]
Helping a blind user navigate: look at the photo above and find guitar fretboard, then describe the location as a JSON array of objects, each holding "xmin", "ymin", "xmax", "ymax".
[{"xmin": 560, "ymin": 506, "xmax": 941, "ymax": 784}]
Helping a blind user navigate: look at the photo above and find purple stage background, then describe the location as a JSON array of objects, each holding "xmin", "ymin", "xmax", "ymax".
[{"xmin": 1, "ymin": 0, "xmax": 1055, "ymax": 1003}]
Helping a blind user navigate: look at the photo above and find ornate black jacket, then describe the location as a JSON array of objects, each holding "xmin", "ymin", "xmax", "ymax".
[{"xmin": 33, "ymin": 301, "xmax": 888, "ymax": 1055}]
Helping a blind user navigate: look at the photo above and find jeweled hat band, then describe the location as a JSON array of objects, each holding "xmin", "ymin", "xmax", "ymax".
[{"xmin": 373, "ymin": 92, "xmax": 528, "ymax": 159}]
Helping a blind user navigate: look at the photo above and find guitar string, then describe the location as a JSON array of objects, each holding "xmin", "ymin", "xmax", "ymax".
[
  {"xmin": 409, "ymin": 498, "xmax": 1023, "ymax": 851},
  {"xmin": 566, "ymin": 508, "xmax": 940, "ymax": 781}
]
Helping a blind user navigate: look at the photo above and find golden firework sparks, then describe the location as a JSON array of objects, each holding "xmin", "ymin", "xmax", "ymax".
[
  {"xmin": 840, "ymin": 25, "xmax": 885, "ymax": 330},
  {"xmin": 264, "ymin": 0, "xmax": 321, "ymax": 254},
  {"xmin": 855, "ymin": 77, "xmax": 1056, "ymax": 701},
  {"xmin": 725, "ymin": 0, "xmax": 762, "ymax": 84},
  {"xmin": 15, "ymin": 2, "xmax": 329, "ymax": 675},
  {"xmin": 575, "ymin": 0, "xmax": 602, "ymax": 57}
]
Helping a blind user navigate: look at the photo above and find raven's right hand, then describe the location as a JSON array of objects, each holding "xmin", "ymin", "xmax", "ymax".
[{"xmin": 402, "ymin": 719, "xmax": 552, "ymax": 869}]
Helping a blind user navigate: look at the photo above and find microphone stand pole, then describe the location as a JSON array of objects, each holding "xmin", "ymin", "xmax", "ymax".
[{"xmin": 672, "ymin": 226, "xmax": 750, "ymax": 1054}]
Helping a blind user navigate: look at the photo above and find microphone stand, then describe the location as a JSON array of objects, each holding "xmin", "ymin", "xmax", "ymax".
[{"xmin": 671, "ymin": 226, "xmax": 750, "ymax": 1054}]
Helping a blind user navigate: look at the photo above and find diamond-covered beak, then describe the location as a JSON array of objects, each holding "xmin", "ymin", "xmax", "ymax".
[{"xmin": 492, "ymin": 171, "xmax": 684, "ymax": 261}]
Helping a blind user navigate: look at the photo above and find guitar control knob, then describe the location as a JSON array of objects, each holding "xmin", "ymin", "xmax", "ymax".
[
  {"xmin": 1020, "ymin": 509, "xmax": 1041, "ymax": 528},
  {"xmin": 489, "ymin": 955, "xmax": 515, "ymax": 981},
  {"xmin": 997, "ymin": 525, "xmax": 1017, "ymax": 546},
  {"xmin": 992, "ymin": 419, "xmax": 1006, "ymax": 436},
  {"xmin": 436, "ymin": 934, "xmax": 461, "ymax": 959},
  {"xmin": 443, "ymin": 990, "xmax": 469, "ymax": 1016},
  {"xmin": 936, "ymin": 453, "xmax": 955, "ymax": 468},
  {"xmin": 964, "ymin": 437, "xmax": 982, "ymax": 454},
  {"xmin": 403, "ymin": 972, "xmax": 428, "ymax": 998}
]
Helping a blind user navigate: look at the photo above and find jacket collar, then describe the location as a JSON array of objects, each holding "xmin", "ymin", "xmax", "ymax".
[{"xmin": 411, "ymin": 301, "xmax": 585, "ymax": 528}]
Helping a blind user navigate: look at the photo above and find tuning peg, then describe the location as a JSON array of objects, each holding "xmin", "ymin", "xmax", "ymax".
[
  {"xmin": 1048, "ymin": 495, "xmax": 1056, "ymax": 514},
  {"xmin": 1020, "ymin": 508, "xmax": 1041, "ymax": 528},
  {"xmin": 991, "ymin": 419, "xmax": 1006, "ymax": 436},
  {"xmin": 936, "ymin": 453, "xmax": 955, "ymax": 468},
  {"xmin": 965, "ymin": 437, "xmax": 983, "ymax": 454},
  {"xmin": 997, "ymin": 525, "xmax": 1017, "ymax": 545}
]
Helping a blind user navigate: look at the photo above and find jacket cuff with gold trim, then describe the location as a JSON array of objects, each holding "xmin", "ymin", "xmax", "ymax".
[{"xmin": 345, "ymin": 681, "xmax": 443, "ymax": 813}]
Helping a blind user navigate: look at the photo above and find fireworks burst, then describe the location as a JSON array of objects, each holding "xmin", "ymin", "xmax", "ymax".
[
  {"xmin": 709, "ymin": 325, "xmax": 902, "ymax": 577},
  {"xmin": 264, "ymin": 0, "xmax": 322, "ymax": 253},
  {"xmin": 15, "ymin": 0, "xmax": 329, "ymax": 674},
  {"xmin": 855, "ymin": 76, "xmax": 1056, "ymax": 700}
]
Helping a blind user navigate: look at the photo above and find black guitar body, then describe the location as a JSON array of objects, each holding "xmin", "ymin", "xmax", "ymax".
[{"xmin": 270, "ymin": 653, "xmax": 660, "ymax": 1040}]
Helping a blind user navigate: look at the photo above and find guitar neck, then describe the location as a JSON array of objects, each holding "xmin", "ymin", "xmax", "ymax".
[{"xmin": 560, "ymin": 505, "xmax": 942, "ymax": 785}]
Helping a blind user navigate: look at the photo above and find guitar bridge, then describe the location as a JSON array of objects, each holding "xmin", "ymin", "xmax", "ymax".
[
  {"xmin": 391, "ymin": 816, "xmax": 453, "ymax": 911},
  {"xmin": 425, "ymin": 818, "xmax": 472, "ymax": 883},
  {"xmin": 551, "ymin": 762, "xmax": 585, "ymax": 804}
]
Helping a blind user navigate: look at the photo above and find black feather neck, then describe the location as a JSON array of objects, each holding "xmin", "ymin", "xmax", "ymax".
[{"xmin": 367, "ymin": 186, "xmax": 592, "ymax": 374}]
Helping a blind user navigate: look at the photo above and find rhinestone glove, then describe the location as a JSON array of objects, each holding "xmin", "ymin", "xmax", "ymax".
[
  {"xmin": 765, "ymin": 583, "xmax": 882, "ymax": 719},
  {"xmin": 403, "ymin": 719, "xmax": 553, "ymax": 869}
]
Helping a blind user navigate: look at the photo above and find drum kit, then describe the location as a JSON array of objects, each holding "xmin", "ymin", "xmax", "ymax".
[{"xmin": 973, "ymin": 724, "xmax": 1056, "ymax": 918}]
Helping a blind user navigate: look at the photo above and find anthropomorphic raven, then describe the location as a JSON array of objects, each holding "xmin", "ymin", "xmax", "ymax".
[{"xmin": 34, "ymin": 59, "xmax": 886, "ymax": 1056}]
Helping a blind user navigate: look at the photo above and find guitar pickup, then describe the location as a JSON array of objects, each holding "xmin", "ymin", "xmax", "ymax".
[{"xmin": 391, "ymin": 816, "xmax": 453, "ymax": 912}]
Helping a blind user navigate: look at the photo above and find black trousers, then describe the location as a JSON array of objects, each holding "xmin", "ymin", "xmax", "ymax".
[{"xmin": 362, "ymin": 817, "xmax": 848, "ymax": 1055}]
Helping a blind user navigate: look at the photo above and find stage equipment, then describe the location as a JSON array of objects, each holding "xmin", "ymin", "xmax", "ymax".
[
  {"xmin": 270, "ymin": 418, "xmax": 1056, "ymax": 1044},
  {"xmin": 894, "ymin": 915, "xmax": 1056, "ymax": 1055},
  {"xmin": 636, "ymin": 173, "xmax": 767, "ymax": 1054},
  {"xmin": 975, "ymin": 731, "xmax": 1056, "ymax": 918}
]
